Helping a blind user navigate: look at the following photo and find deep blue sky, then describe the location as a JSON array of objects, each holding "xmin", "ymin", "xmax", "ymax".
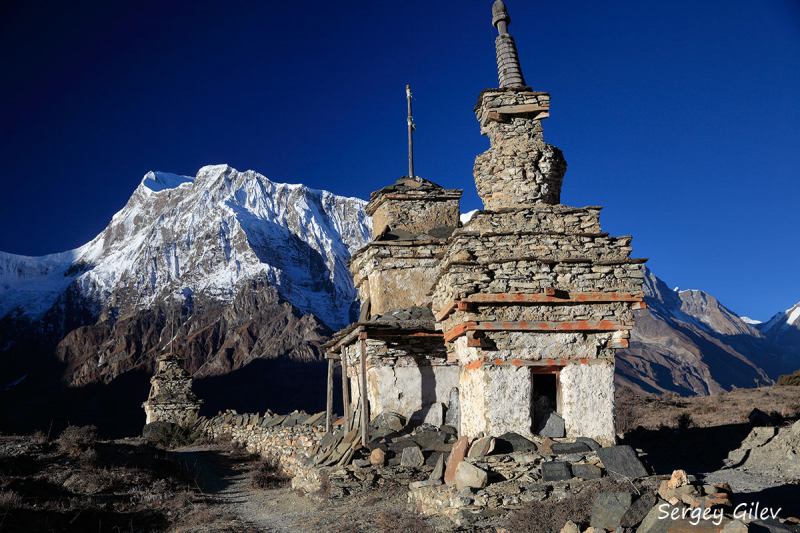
[{"xmin": 2, "ymin": 0, "xmax": 799, "ymax": 321}]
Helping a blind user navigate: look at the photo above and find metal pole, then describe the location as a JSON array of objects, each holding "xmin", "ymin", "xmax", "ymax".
[
  {"xmin": 359, "ymin": 333, "xmax": 369, "ymax": 447},
  {"xmin": 406, "ymin": 85, "xmax": 415, "ymax": 179}
]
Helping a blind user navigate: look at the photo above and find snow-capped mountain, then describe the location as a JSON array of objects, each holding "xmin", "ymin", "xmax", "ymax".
[
  {"xmin": 616, "ymin": 268, "xmax": 799, "ymax": 395},
  {"xmin": 0, "ymin": 165, "xmax": 370, "ymax": 436},
  {"xmin": 1, "ymin": 165, "xmax": 370, "ymax": 331},
  {"xmin": 759, "ymin": 302, "xmax": 800, "ymax": 347}
]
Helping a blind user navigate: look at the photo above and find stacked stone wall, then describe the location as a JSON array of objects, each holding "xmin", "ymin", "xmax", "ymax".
[
  {"xmin": 350, "ymin": 241, "xmax": 447, "ymax": 316},
  {"xmin": 473, "ymin": 90, "xmax": 565, "ymax": 209},
  {"xmin": 199, "ymin": 411, "xmax": 326, "ymax": 484},
  {"xmin": 370, "ymin": 197, "xmax": 460, "ymax": 238},
  {"xmin": 342, "ymin": 338, "xmax": 458, "ymax": 421}
]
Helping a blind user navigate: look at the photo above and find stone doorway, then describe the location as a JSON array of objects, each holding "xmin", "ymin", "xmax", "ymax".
[{"xmin": 531, "ymin": 370, "xmax": 560, "ymax": 433}]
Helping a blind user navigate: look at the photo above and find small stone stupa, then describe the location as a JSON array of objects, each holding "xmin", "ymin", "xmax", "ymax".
[{"xmin": 142, "ymin": 352, "xmax": 203, "ymax": 425}]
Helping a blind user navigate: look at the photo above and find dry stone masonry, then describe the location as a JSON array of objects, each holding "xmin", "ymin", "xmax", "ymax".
[{"xmin": 142, "ymin": 352, "xmax": 202, "ymax": 425}]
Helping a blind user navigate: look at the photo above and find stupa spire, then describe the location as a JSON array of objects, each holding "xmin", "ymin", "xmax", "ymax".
[{"xmin": 492, "ymin": 1, "xmax": 526, "ymax": 88}]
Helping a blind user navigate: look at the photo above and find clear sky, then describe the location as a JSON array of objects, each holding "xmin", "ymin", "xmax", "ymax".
[{"xmin": 2, "ymin": 0, "xmax": 799, "ymax": 322}]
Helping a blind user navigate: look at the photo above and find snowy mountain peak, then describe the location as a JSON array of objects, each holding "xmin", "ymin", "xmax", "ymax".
[
  {"xmin": 0, "ymin": 165, "xmax": 372, "ymax": 330},
  {"xmin": 140, "ymin": 171, "xmax": 194, "ymax": 193}
]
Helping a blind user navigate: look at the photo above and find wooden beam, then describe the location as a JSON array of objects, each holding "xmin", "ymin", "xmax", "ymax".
[
  {"xmin": 330, "ymin": 325, "xmax": 365, "ymax": 353},
  {"xmin": 444, "ymin": 320, "xmax": 631, "ymax": 342},
  {"xmin": 359, "ymin": 332, "xmax": 369, "ymax": 448},
  {"xmin": 325, "ymin": 357, "xmax": 334, "ymax": 434},
  {"xmin": 436, "ymin": 292, "xmax": 644, "ymax": 321},
  {"xmin": 463, "ymin": 357, "xmax": 613, "ymax": 370},
  {"xmin": 341, "ymin": 358, "xmax": 350, "ymax": 434}
]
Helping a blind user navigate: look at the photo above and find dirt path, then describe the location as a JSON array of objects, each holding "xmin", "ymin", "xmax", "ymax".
[{"xmin": 169, "ymin": 444, "xmax": 439, "ymax": 533}]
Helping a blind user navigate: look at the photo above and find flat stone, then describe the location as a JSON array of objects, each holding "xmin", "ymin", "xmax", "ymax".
[
  {"xmin": 444, "ymin": 436, "xmax": 469, "ymax": 486},
  {"xmin": 454, "ymin": 461, "xmax": 488, "ymax": 491},
  {"xmin": 430, "ymin": 452, "xmax": 445, "ymax": 481},
  {"xmin": 621, "ymin": 492, "xmax": 657, "ymax": 528},
  {"xmin": 440, "ymin": 425, "xmax": 457, "ymax": 435},
  {"xmin": 303, "ymin": 412, "xmax": 325, "ymax": 426},
  {"xmin": 412, "ymin": 430, "xmax": 443, "ymax": 451},
  {"xmin": 401, "ymin": 446, "xmax": 425, "ymax": 467},
  {"xmin": 410, "ymin": 403, "xmax": 445, "ymax": 427},
  {"xmin": 572, "ymin": 463, "xmax": 602, "ymax": 479},
  {"xmin": 537, "ymin": 412, "xmax": 566, "ymax": 438},
  {"xmin": 352, "ymin": 458, "xmax": 371, "ymax": 468},
  {"xmin": 591, "ymin": 492, "xmax": 633, "ymax": 531},
  {"xmin": 467, "ymin": 436, "xmax": 495, "ymax": 458},
  {"xmin": 388, "ymin": 438, "xmax": 419, "ymax": 453},
  {"xmin": 409, "ymin": 479, "xmax": 442, "ymax": 490},
  {"xmin": 541, "ymin": 461, "xmax": 572, "ymax": 482},
  {"xmin": 495, "ymin": 432, "xmax": 537, "ymax": 453},
  {"xmin": 445, "ymin": 387, "xmax": 460, "ymax": 428},
  {"xmin": 425, "ymin": 451, "xmax": 445, "ymax": 467},
  {"xmin": 370, "ymin": 411, "xmax": 405, "ymax": 432},
  {"xmin": 576, "ymin": 437, "xmax": 602, "ymax": 451},
  {"xmin": 596, "ymin": 445, "xmax": 649, "ymax": 480},
  {"xmin": 551, "ymin": 442, "xmax": 592, "ymax": 454},
  {"xmin": 638, "ymin": 501, "xmax": 684, "ymax": 533},
  {"xmin": 370, "ymin": 448, "xmax": 385, "ymax": 466}
]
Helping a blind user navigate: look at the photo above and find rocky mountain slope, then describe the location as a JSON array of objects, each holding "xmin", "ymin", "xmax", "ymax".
[
  {"xmin": 0, "ymin": 165, "xmax": 370, "ymax": 435},
  {"xmin": 1, "ymin": 165, "xmax": 798, "ymax": 433},
  {"xmin": 616, "ymin": 268, "xmax": 800, "ymax": 395}
]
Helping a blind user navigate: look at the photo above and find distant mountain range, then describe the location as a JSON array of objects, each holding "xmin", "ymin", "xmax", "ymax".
[
  {"xmin": 0, "ymin": 166, "xmax": 797, "ymax": 434},
  {"xmin": 616, "ymin": 268, "xmax": 800, "ymax": 395}
]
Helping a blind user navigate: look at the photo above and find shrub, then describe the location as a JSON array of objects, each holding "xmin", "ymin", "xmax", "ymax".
[
  {"xmin": 506, "ymin": 481, "xmax": 605, "ymax": 533},
  {"xmin": 149, "ymin": 423, "xmax": 200, "ymax": 449},
  {"xmin": 777, "ymin": 369, "xmax": 800, "ymax": 386},
  {"xmin": 78, "ymin": 448, "xmax": 98, "ymax": 468},
  {"xmin": 0, "ymin": 490, "xmax": 22, "ymax": 511},
  {"xmin": 57, "ymin": 425, "xmax": 98, "ymax": 456},
  {"xmin": 251, "ymin": 458, "xmax": 290, "ymax": 490},
  {"xmin": 675, "ymin": 412, "xmax": 693, "ymax": 429}
]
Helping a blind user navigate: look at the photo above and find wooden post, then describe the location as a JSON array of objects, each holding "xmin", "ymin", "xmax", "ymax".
[
  {"xmin": 341, "ymin": 355, "xmax": 350, "ymax": 433},
  {"xmin": 359, "ymin": 332, "xmax": 369, "ymax": 448},
  {"xmin": 325, "ymin": 356, "xmax": 334, "ymax": 434}
]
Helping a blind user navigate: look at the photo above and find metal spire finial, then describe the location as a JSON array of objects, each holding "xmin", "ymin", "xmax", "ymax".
[
  {"xmin": 492, "ymin": 1, "xmax": 526, "ymax": 88},
  {"xmin": 406, "ymin": 85, "xmax": 417, "ymax": 180}
]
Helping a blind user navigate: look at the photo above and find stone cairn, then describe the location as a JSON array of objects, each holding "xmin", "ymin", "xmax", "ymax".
[{"xmin": 142, "ymin": 352, "xmax": 202, "ymax": 425}]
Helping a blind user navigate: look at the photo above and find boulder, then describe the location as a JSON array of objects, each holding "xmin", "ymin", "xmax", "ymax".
[
  {"xmin": 370, "ymin": 448, "xmax": 386, "ymax": 466},
  {"xmin": 467, "ymin": 435, "xmax": 495, "ymax": 458},
  {"xmin": 596, "ymin": 445, "xmax": 649, "ymax": 479},
  {"xmin": 668, "ymin": 469, "xmax": 689, "ymax": 489},
  {"xmin": 748, "ymin": 408, "xmax": 776, "ymax": 427},
  {"xmin": 561, "ymin": 521, "xmax": 580, "ymax": 533},
  {"xmin": 370, "ymin": 411, "xmax": 405, "ymax": 432},
  {"xmin": 495, "ymin": 432, "xmax": 537, "ymax": 453},
  {"xmin": 536, "ymin": 412, "xmax": 566, "ymax": 438},
  {"xmin": 454, "ymin": 461, "xmax": 488, "ymax": 491},
  {"xmin": 621, "ymin": 492, "xmax": 657, "ymax": 528},
  {"xmin": 400, "ymin": 446, "xmax": 425, "ymax": 468},
  {"xmin": 444, "ymin": 436, "xmax": 469, "ymax": 485},
  {"xmin": 590, "ymin": 492, "xmax": 633, "ymax": 531}
]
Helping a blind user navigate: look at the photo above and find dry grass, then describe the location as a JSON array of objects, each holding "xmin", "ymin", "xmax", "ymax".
[
  {"xmin": 615, "ymin": 384, "xmax": 800, "ymax": 434},
  {"xmin": 56, "ymin": 425, "xmax": 98, "ymax": 457},
  {"xmin": 505, "ymin": 478, "xmax": 648, "ymax": 533},
  {"xmin": 251, "ymin": 457, "xmax": 290, "ymax": 490}
]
